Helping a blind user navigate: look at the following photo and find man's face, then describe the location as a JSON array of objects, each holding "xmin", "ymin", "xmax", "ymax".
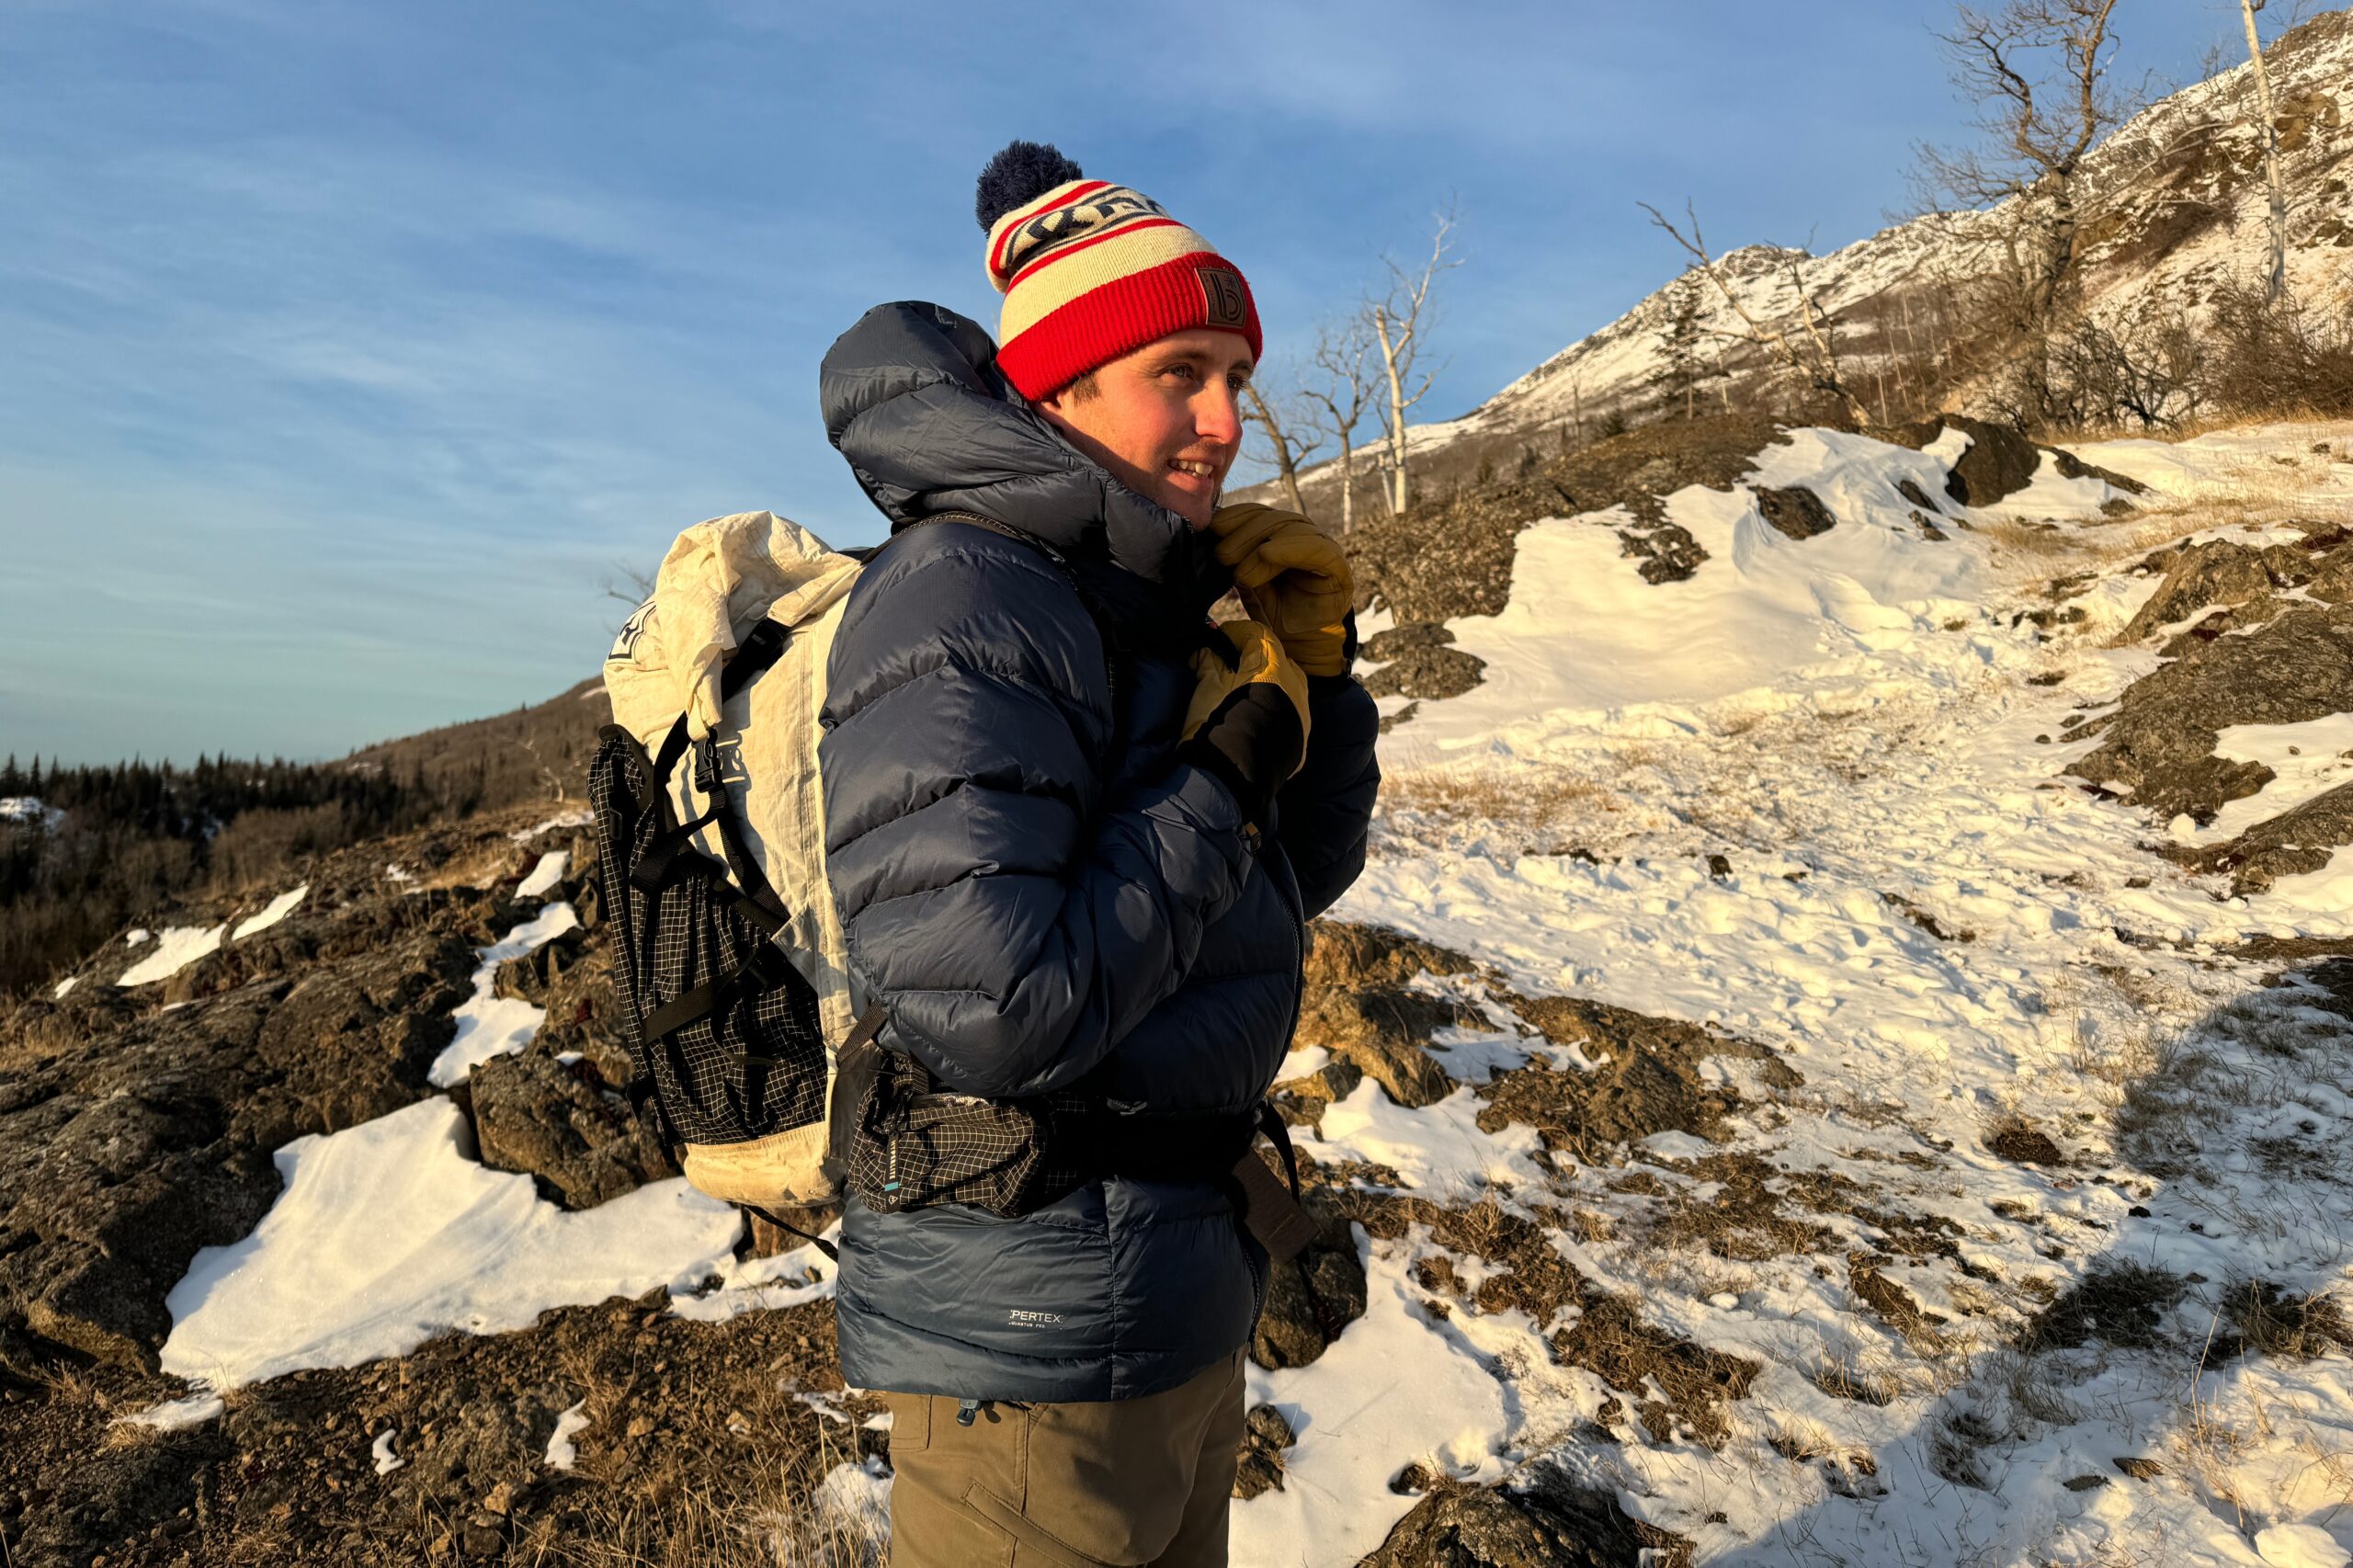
[{"xmin": 1034, "ymin": 328, "xmax": 1253, "ymax": 530}]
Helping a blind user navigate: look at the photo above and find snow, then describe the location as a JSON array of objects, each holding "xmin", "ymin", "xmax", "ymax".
[
  {"xmin": 543, "ymin": 1401, "xmax": 589, "ymax": 1470},
  {"xmin": 371, "ymin": 1429, "xmax": 404, "ymax": 1475},
  {"xmin": 1278, "ymin": 421, "xmax": 2353, "ymax": 1565},
  {"xmin": 426, "ymin": 902, "xmax": 580, "ymax": 1086},
  {"xmin": 120, "ymin": 414, "xmax": 2353, "ymax": 1566},
  {"xmin": 117, "ymin": 923, "xmax": 226, "ymax": 987},
  {"xmin": 2179, "ymin": 713, "xmax": 2353, "ymax": 845},
  {"xmin": 156, "ymin": 1096, "xmax": 741, "ymax": 1391},
  {"xmin": 0, "ymin": 796, "xmax": 63, "ymax": 831},
  {"xmin": 1373, "ymin": 426, "xmax": 2022, "ymax": 768},
  {"xmin": 2260, "ymin": 1525, "xmax": 2353, "ymax": 1568},
  {"xmin": 51, "ymin": 976, "xmax": 76, "ymax": 999},
  {"xmin": 791, "ymin": 1455, "xmax": 893, "ymax": 1562},
  {"xmin": 1237, "ymin": 1233, "xmax": 1518, "ymax": 1566},
  {"xmin": 514, "ymin": 849, "xmax": 567, "ymax": 900},
  {"xmin": 231, "ymin": 884, "xmax": 307, "ymax": 940},
  {"xmin": 669, "ymin": 1230, "xmax": 838, "ymax": 1324},
  {"xmin": 119, "ymin": 1392, "xmax": 225, "ymax": 1430},
  {"xmin": 509, "ymin": 808, "xmax": 591, "ymax": 842},
  {"xmin": 125, "ymin": 927, "xmax": 151, "ymax": 945}
]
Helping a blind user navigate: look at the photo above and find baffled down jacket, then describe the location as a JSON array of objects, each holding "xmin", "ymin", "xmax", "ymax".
[{"xmin": 816, "ymin": 301, "xmax": 1381, "ymax": 1403}]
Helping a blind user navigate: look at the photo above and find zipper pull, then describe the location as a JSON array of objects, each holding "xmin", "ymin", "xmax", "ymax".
[{"xmin": 955, "ymin": 1398, "xmax": 982, "ymax": 1427}]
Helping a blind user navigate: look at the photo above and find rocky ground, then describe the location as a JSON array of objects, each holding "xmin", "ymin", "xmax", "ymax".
[{"xmin": 6, "ymin": 419, "xmax": 2353, "ymax": 1568}]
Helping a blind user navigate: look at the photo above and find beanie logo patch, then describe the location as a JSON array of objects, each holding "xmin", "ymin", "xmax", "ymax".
[
  {"xmin": 999, "ymin": 185, "xmax": 1168, "ymax": 280},
  {"xmin": 1199, "ymin": 267, "xmax": 1249, "ymax": 330}
]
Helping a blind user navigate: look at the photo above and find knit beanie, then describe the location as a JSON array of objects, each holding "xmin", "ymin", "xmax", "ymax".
[{"xmin": 975, "ymin": 141, "xmax": 1262, "ymax": 402}]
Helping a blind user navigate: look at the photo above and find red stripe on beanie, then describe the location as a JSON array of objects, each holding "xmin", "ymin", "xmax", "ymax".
[
  {"xmin": 997, "ymin": 253, "xmax": 1262, "ymax": 402},
  {"xmin": 989, "ymin": 179, "xmax": 1114, "ymax": 279}
]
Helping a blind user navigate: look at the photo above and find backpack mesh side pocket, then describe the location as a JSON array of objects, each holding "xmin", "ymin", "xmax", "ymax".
[
  {"xmin": 590, "ymin": 722, "xmax": 826, "ymax": 1152},
  {"xmin": 847, "ymin": 1052, "xmax": 1090, "ymax": 1217}
]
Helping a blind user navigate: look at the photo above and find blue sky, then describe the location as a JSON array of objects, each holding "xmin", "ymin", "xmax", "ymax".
[{"xmin": 1, "ymin": 0, "xmax": 2259, "ymax": 766}]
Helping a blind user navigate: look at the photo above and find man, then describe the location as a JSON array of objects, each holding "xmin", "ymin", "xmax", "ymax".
[{"xmin": 816, "ymin": 142, "xmax": 1380, "ymax": 1567}]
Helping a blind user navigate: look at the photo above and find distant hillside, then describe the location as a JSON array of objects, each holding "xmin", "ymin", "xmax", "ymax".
[
  {"xmin": 342, "ymin": 676, "xmax": 607, "ymax": 814},
  {"xmin": 0, "ymin": 681, "xmax": 609, "ymax": 997}
]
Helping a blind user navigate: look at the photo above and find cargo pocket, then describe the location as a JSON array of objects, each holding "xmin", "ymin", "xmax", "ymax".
[{"xmin": 959, "ymin": 1483, "xmax": 1119, "ymax": 1568}]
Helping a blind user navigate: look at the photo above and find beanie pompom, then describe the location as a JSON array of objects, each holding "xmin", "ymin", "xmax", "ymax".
[{"xmin": 974, "ymin": 141, "xmax": 1086, "ymax": 233}]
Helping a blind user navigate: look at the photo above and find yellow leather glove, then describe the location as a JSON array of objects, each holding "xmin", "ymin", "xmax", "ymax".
[
  {"xmin": 1207, "ymin": 504, "xmax": 1355, "ymax": 677},
  {"xmin": 1181, "ymin": 619, "xmax": 1312, "ymax": 772}
]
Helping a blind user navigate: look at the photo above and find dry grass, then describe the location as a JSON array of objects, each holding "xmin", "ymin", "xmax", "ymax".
[{"xmin": 1377, "ymin": 761, "xmax": 1622, "ymax": 854}]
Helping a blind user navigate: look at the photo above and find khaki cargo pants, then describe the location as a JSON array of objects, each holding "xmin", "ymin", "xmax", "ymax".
[{"xmin": 881, "ymin": 1350, "xmax": 1245, "ymax": 1567}]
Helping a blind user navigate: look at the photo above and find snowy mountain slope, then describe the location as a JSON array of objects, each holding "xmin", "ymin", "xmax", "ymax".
[
  {"xmin": 1240, "ymin": 418, "xmax": 2353, "ymax": 1566},
  {"xmin": 1380, "ymin": 10, "xmax": 2352, "ymax": 470}
]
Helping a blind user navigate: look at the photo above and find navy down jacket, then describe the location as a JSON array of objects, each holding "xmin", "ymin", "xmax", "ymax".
[{"xmin": 816, "ymin": 301, "xmax": 1380, "ymax": 1402}]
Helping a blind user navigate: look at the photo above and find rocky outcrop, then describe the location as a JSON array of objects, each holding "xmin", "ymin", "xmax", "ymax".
[
  {"xmin": 1361, "ymin": 623, "xmax": 1488, "ymax": 702},
  {"xmin": 1884, "ymin": 415, "xmax": 2144, "ymax": 508},
  {"xmin": 2120, "ymin": 531, "xmax": 2350, "ymax": 642},
  {"xmin": 1347, "ymin": 415, "xmax": 1787, "ymax": 622},
  {"xmin": 2170, "ymin": 779, "xmax": 2353, "ymax": 895},
  {"xmin": 2068, "ymin": 601, "xmax": 2353, "ymax": 823},
  {"xmin": 1756, "ymin": 484, "xmax": 1836, "ymax": 540},
  {"xmin": 469, "ymin": 1051, "xmax": 671, "ymax": 1210},
  {"xmin": 1361, "ymin": 1462, "xmax": 1682, "ymax": 1567},
  {"xmin": 0, "ymin": 818, "xmax": 592, "ymax": 1374},
  {"xmin": 1478, "ymin": 995, "xmax": 1799, "ymax": 1157},
  {"xmin": 1295, "ymin": 924, "xmax": 1490, "ymax": 1109},
  {"xmin": 1233, "ymin": 1403, "xmax": 1297, "ymax": 1500}
]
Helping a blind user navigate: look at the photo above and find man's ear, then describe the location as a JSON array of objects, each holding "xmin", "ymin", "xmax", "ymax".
[{"xmin": 1033, "ymin": 389, "xmax": 1074, "ymax": 433}]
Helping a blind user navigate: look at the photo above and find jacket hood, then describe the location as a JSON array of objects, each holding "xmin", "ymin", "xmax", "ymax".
[{"xmin": 819, "ymin": 301, "xmax": 1228, "ymax": 616}]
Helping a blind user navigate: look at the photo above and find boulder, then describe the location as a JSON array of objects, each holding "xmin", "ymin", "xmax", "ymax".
[
  {"xmin": 1232, "ymin": 1403, "xmax": 1295, "ymax": 1500},
  {"xmin": 2067, "ymin": 602, "xmax": 2353, "ymax": 823},
  {"xmin": 1361, "ymin": 626, "xmax": 1488, "ymax": 701},
  {"xmin": 1251, "ymin": 1213, "xmax": 1369, "ymax": 1369},
  {"xmin": 1755, "ymin": 485, "xmax": 1836, "ymax": 540},
  {"xmin": 1361, "ymin": 1463, "xmax": 1670, "ymax": 1568},
  {"xmin": 470, "ymin": 1051, "xmax": 671, "ymax": 1210}
]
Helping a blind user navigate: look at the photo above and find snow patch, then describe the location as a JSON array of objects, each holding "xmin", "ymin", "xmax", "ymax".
[
  {"xmin": 510, "ymin": 809, "xmax": 591, "ymax": 842},
  {"xmin": 371, "ymin": 1429, "xmax": 404, "ymax": 1475},
  {"xmin": 515, "ymin": 849, "xmax": 567, "ymax": 900},
  {"xmin": 426, "ymin": 902, "xmax": 580, "ymax": 1086},
  {"xmin": 117, "ymin": 924, "xmax": 226, "ymax": 987},
  {"xmin": 232, "ymin": 884, "xmax": 307, "ymax": 940},
  {"xmin": 156, "ymin": 1096, "xmax": 740, "ymax": 1391},
  {"xmin": 119, "ymin": 1392, "xmax": 224, "ymax": 1430},
  {"xmin": 1236, "ymin": 1233, "xmax": 1516, "ymax": 1567},
  {"xmin": 51, "ymin": 975, "xmax": 76, "ymax": 999},
  {"xmin": 544, "ymin": 1401, "xmax": 589, "ymax": 1471}
]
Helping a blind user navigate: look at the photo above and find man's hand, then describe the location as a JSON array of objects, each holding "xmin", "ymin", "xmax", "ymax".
[
  {"xmin": 1179, "ymin": 619, "xmax": 1310, "ymax": 828},
  {"xmin": 1207, "ymin": 504, "xmax": 1355, "ymax": 677}
]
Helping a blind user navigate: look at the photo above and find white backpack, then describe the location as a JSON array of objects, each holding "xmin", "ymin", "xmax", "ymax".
[{"xmin": 593, "ymin": 511, "xmax": 879, "ymax": 1221}]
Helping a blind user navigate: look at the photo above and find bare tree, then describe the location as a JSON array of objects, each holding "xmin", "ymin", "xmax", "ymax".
[
  {"xmin": 1911, "ymin": 0, "xmax": 2138, "ymax": 422},
  {"xmin": 1299, "ymin": 316, "xmax": 1379, "ymax": 533},
  {"xmin": 1368, "ymin": 207, "xmax": 1461, "ymax": 519},
  {"xmin": 1640, "ymin": 201, "xmax": 1874, "ymax": 428},
  {"xmin": 1239, "ymin": 380, "xmax": 1324, "ymax": 516},
  {"xmin": 2239, "ymin": 0, "xmax": 2289, "ymax": 301}
]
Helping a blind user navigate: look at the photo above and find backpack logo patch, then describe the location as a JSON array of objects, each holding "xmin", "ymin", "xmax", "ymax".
[{"xmin": 610, "ymin": 600, "xmax": 656, "ymax": 662}]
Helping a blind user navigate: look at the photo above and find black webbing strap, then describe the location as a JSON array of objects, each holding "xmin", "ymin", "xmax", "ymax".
[
  {"xmin": 1256, "ymin": 1100, "xmax": 1303, "ymax": 1199},
  {"xmin": 1252, "ymin": 1098, "xmax": 1341, "ymax": 1342},
  {"xmin": 640, "ymin": 939, "xmax": 795, "ymax": 1045},
  {"xmin": 745, "ymin": 1203, "xmax": 840, "ymax": 1263}
]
